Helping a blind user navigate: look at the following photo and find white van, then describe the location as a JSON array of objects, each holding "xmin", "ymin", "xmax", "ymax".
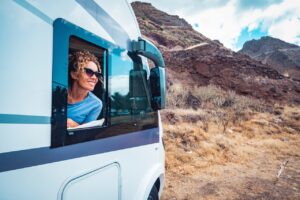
[{"xmin": 0, "ymin": 0, "xmax": 166, "ymax": 199}]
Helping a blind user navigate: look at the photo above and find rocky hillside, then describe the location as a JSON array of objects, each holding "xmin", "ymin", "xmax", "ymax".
[
  {"xmin": 131, "ymin": 2, "xmax": 300, "ymax": 104},
  {"xmin": 239, "ymin": 36, "xmax": 300, "ymax": 81},
  {"xmin": 131, "ymin": 2, "xmax": 210, "ymax": 50}
]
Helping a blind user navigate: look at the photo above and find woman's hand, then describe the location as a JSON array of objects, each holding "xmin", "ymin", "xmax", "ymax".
[{"xmin": 67, "ymin": 118, "xmax": 79, "ymax": 128}]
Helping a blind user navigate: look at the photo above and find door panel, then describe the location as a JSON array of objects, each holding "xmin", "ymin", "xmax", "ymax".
[{"xmin": 62, "ymin": 163, "xmax": 120, "ymax": 200}]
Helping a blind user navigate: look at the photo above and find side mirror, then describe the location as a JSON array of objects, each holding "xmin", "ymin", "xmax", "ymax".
[
  {"xmin": 129, "ymin": 69, "xmax": 148, "ymax": 111},
  {"xmin": 150, "ymin": 67, "xmax": 166, "ymax": 110},
  {"xmin": 132, "ymin": 37, "xmax": 166, "ymax": 110}
]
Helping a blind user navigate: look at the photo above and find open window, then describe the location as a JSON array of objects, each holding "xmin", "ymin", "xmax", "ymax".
[
  {"xmin": 67, "ymin": 36, "xmax": 107, "ymax": 130},
  {"xmin": 51, "ymin": 19, "xmax": 158, "ymax": 148}
]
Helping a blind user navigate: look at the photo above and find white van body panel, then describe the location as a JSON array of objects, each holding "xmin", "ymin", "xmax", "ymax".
[
  {"xmin": 0, "ymin": 0, "xmax": 164, "ymax": 199},
  {"xmin": 0, "ymin": 124, "xmax": 51, "ymax": 153},
  {"xmin": 0, "ymin": 1, "xmax": 53, "ymax": 116},
  {"xmin": 60, "ymin": 162, "xmax": 121, "ymax": 200},
  {"xmin": 0, "ymin": 144, "xmax": 164, "ymax": 200}
]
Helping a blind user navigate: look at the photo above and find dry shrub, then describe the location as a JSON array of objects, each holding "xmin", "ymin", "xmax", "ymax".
[
  {"xmin": 164, "ymin": 123, "xmax": 208, "ymax": 149},
  {"xmin": 192, "ymin": 84, "xmax": 223, "ymax": 103},
  {"xmin": 162, "ymin": 109, "xmax": 209, "ymax": 131},
  {"xmin": 163, "ymin": 84, "xmax": 300, "ymax": 174},
  {"xmin": 233, "ymin": 95, "xmax": 267, "ymax": 113},
  {"xmin": 164, "ymin": 122, "xmax": 241, "ymax": 171},
  {"xmin": 163, "ymin": 107, "xmax": 300, "ymax": 188},
  {"xmin": 161, "ymin": 110, "xmax": 180, "ymax": 125},
  {"xmin": 162, "ymin": 96, "xmax": 300, "ymax": 200},
  {"xmin": 166, "ymin": 83, "xmax": 189, "ymax": 108},
  {"xmin": 166, "ymin": 83, "xmax": 260, "ymax": 132},
  {"xmin": 167, "ymin": 83, "xmax": 268, "ymax": 114},
  {"xmin": 280, "ymin": 106, "xmax": 300, "ymax": 132}
]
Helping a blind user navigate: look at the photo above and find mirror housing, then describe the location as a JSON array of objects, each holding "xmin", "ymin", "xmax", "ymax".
[
  {"xmin": 150, "ymin": 67, "xmax": 166, "ymax": 110},
  {"xmin": 129, "ymin": 69, "xmax": 148, "ymax": 111},
  {"xmin": 132, "ymin": 37, "xmax": 165, "ymax": 68},
  {"xmin": 132, "ymin": 37, "xmax": 166, "ymax": 110}
]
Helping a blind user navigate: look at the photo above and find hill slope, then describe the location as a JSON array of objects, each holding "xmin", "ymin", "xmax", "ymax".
[
  {"xmin": 131, "ymin": 2, "xmax": 300, "ymax": 104},
  {"xmin": 239, "ymin": 36, "xmax": 300, "ymax": 81}
]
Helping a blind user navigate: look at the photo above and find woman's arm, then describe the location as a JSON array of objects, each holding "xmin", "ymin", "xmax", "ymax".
[{"xmin": 67, "ymin": 118, "xmax": 79, "ymax": 128}]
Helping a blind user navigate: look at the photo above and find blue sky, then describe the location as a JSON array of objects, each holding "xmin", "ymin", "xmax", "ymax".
[
  {"xmin": 236, "ymin": 23, "xmax": 268, "ymax": 49},
  {"xmin": 130, "ymin": 0, "xmax": 300, "ymax": 51}
]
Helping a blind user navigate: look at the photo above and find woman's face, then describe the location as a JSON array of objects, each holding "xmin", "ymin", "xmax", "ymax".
[{"xmin": 76, "ymin": 61, "xmax": 99, "ymax": 91}]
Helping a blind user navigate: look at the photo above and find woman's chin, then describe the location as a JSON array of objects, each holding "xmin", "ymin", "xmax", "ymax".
[
  {"xmin": 85, "ymin": 84, "xmax": 96, "ymax": 91},
  {"xmin": 88, "ymin": 86, "xmax": 95, "ymax": 91}
]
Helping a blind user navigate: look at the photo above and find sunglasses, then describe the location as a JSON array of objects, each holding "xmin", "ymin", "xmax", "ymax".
[{"xmin": 83, "ymin": 67, "xmax": 102, "ymax": 79}]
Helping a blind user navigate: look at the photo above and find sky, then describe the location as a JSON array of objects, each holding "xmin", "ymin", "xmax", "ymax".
[{"xmin": 129, "ymin": 0, "xmax": 300, "ymax": 51}]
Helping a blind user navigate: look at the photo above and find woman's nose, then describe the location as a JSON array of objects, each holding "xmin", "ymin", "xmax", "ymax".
[{"xmin": 91, "ymin": 74, "xmax": 98, "ymax": 81}]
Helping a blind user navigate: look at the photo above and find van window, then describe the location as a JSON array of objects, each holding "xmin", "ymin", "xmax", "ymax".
[
  {"xmin": 110, "ymin": 51, "xmax": 157, "ymax": 128},
  {"xmin": 67, "ymin": 36, "xmax": 107, "ymax": 129},
  {"xmin": 51, "ymin": 19, "xmax": 158, "ymax": 148}
]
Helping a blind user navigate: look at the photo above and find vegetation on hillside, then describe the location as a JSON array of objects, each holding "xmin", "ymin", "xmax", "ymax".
[{"xmin": 161, "ymin": 84, "xmax": 300, "ymax": 199}]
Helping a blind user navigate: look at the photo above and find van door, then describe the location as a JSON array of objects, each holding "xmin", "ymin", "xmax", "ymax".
[{"xmin": 61, "ymin": 163, "xmax": 121, "ymax": 200}]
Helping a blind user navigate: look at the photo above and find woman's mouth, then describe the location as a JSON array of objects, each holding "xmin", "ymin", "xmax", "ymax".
[{"xmin": 88, "ymin": 81, "xmax": 96, "ymax": 86}]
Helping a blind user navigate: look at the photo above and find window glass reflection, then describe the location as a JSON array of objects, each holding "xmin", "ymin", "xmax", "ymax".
[
  {"xmin": 110, "ymin": 52, "xmax": 131, "ymax": 123},
  {"xmin": 110, "ymin": 52, "xmax": 156, "ymax": 127}
]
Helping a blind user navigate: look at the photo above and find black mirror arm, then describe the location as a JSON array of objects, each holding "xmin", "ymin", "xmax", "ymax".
[{"xmin": 132, "ymin": 37, "xmax": 165, "ymax": 68}]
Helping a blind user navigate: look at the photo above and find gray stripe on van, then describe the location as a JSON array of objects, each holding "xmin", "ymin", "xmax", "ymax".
[
  {"xmin": 0, "ymin": 127, "xmax": 159, "ymax": 172},
  {"xmin": 13, "ymin": 0, "xmax": 53, "ymax": 25},
  {"xmin": 0, "ymin": 114, "xmax": 50, "ymax": 124}
]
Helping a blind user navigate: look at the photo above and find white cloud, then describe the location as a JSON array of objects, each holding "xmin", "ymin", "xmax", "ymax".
[
  {"xmin": 269, "ymin": 17, "xmax": 300, "ymax": 44},
  {"xmin": 130, "ymin": 0, "xmax": 300, "ymax": 50},
  {"xmin": 187, "ymin": 1, "xmax": 240, "ymax": 49},
  {"xmin": 263, "ymin": 0, "xmax": 300, "ymax": 45},
  {"xmin": 110, "ymin": 75, "xmax": 129, "ymax": 95}
]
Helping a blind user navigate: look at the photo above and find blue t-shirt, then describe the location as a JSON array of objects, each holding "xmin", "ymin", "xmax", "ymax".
[{"xmin": 67, "ymin": 92, "xmax": 102, "ymax": 125}]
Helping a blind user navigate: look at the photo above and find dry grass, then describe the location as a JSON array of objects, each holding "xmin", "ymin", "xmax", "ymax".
[
  {"xmin": 162, "ymin": 105, "xmax": 300, "ymax": 171},
  {"xmin": 167, "ymin": 83, "xmax": 267, "ymax": 112},
  {"xmin": 166, "ymin": 83, "xmax": 270, "ymax": 132},
  {"xmin": 161, "ymin": 83, "xmax": 300, "ymax": 199}
]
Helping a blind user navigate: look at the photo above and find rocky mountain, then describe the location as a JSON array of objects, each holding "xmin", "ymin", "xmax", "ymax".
[
  {"xmin": 131, "ymin": 2, "xmax": 300, "ymax": 104},
  {"xmin": 239, "ymin": 36, "xmax": 300, "ymax": 81}
]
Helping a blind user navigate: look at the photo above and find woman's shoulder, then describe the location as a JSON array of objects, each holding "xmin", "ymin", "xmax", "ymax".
[{"xmin": 88, "ymin": 92, "xmax": 102, "ymax": 106}]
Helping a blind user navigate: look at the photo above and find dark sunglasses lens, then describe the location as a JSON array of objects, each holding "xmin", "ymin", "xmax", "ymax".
[
  {"xmin": 94, "ymin": 72, "xmax": 102, "ymax": 78},
  {"xmin": 85, "ymin": 68, "xmax": 101, "ymax": 78},
  {"xmin": 84, "ymin": 68, "xmax": 94, "ymax": 77}
]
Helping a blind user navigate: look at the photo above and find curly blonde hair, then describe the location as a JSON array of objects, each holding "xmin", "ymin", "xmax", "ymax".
[{"xmin": 69, "ymin": 50, "xmax": 102, "ymax": 85}]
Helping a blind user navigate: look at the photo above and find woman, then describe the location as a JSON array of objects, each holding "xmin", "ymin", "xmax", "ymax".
[{"xmin": 67, "ymin": 50, "xmax": 103, "ymax": 128}]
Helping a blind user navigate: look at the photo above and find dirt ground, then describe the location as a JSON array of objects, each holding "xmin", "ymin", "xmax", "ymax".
[{"xmin": 160, "ymin": 106, "xmax": 300, "ymax": 200}]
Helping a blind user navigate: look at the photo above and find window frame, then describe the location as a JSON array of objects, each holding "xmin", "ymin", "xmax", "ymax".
[{"xmin": 51, "ymin": 18, "xmax": 158, "ymax": 148}]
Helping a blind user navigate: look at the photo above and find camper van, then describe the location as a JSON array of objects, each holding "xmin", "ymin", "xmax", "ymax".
[{"xmin": 0, "ymin": 0, "xmax": 165, "ymax": 199}]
